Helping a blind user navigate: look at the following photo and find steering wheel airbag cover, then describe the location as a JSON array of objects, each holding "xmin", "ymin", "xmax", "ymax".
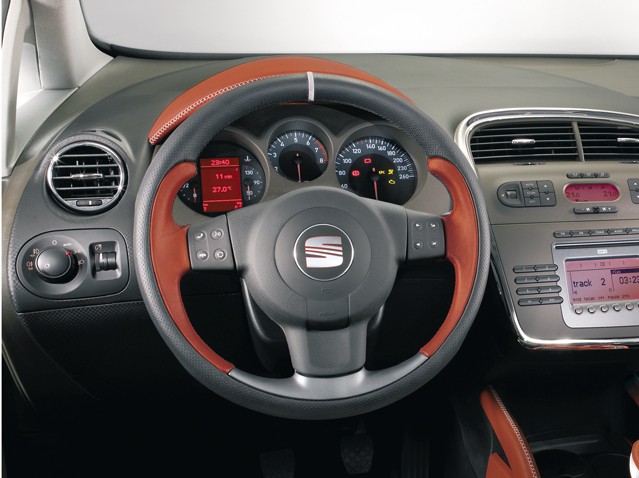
[{"xmin": 134, "ymin": 73, "xmax": 490, "ymax": 419}]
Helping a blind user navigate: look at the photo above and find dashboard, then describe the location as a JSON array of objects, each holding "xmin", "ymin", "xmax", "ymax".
[{"xmin": 4, "ymin": 54, "xmax": 639, "ymax": 416}]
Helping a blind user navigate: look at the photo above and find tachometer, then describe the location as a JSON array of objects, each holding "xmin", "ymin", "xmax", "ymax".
[
  {"xmin": 268, "ymin": 131, "xmax": 328, "ymax": 182},
  {"xmin": 335, "ymin": 137, "xmax": 417, "ymax": 204}
]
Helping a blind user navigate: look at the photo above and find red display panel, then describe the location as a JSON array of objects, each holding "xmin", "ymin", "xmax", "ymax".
[
  {"xmin": 565, "ymin": 257, "xmax": 639, "ymax": 304},
  {"xmin": 199, "ymin": 158, "xmax": 243, "ymax": 212},
  {"xmin": 564, "ymin": 183, "xmax": 619, "ymax": 202}
]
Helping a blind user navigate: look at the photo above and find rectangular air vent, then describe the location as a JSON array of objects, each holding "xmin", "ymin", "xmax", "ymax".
[
  {"xmin": 469, "ymin": 122, "xmax": 579, "ymax": 163},
  {"xmin": 578, "ymin": 123, "xmax": 639, "ymax": 161}
]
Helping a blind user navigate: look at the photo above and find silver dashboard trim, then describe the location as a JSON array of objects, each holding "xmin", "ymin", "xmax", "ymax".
[
  {"xmin": 490, "ymin": 235, "xmax": 639, "ymax": 349},
  {"xmin": 453, "ymin": 107, "xmax": 639, "ymax": 175},
  {"xmin": 457, "ymin": 108, "xmax": 639, "ymax": 349}
]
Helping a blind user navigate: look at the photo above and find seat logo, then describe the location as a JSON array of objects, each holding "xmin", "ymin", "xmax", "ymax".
[
  {"xmin": 294, "ymin": 224, "xmax": 354, "ymax": 281},
  {"xmin": 304, "ymin": 236, "xmax": 343, "ymax": 268}
]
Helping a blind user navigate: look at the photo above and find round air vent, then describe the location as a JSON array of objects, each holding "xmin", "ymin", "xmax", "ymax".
[{"xmin": 46, "ymin": 141, "xmax": 127, "ymax": 213}]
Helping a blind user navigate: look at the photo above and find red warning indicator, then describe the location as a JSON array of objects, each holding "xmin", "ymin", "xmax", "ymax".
[
  {"xmin": 364, "ymin": 158, "xmax": 372, "ymax": 164},
  {"xmin": 352, "ymin": 170, "xmax": 360, "ymax": 177}
]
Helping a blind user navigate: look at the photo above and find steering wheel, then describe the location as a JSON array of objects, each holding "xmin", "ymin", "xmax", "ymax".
[{"xmin": 134, "ymin": 72, "xmax": 490, "ymax": 420}]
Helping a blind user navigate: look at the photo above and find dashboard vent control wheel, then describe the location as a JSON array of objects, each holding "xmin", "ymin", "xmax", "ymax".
[{"xmin": 46, "ymin": 141, "xmax": 127, "ymax": 214}]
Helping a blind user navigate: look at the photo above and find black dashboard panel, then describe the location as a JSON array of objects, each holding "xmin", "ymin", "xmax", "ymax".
[{"xmin": 4, "ymin": 54, "xmax": 639, "ymax": 408}]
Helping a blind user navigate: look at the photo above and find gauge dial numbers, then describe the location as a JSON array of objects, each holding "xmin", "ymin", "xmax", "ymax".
[
  {"xmin": 178, "ymin": 143, "xmax": 265, "ymax": 216},
  {"xmin": 335, "ymin": 137, "xmax": 417, "ymax": 205},
  {"xmin": 268, "ymin": 130, "xmax": 328, "ymax": 182}
]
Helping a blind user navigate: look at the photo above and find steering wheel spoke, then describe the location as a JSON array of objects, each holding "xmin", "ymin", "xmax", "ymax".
[
  {"xmin": 405, "ymin": 210, "xmax": 446, "ymax": 262},
  {"xmin": 186, "ymin": 215, "xmax": 236, "ymax": 271}
]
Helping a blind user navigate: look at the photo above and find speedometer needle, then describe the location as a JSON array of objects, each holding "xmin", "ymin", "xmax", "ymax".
[{"xmin": 370, "ymin": 168, "xmax": 380, "ymax": 200}]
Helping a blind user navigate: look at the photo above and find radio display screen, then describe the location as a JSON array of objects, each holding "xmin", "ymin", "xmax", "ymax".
[
  {"xmin": 564, "ymin": 183, "xmax": 619, "ymax": 202},
  {"xmin": 199, "ymin": 158, "xmax": 243, "ymax": 213},
  {"xmin": 565, "ymin": 257, "xmax": 639, "ymax": 304}
]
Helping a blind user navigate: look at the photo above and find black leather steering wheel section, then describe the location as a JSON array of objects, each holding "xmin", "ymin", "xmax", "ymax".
[{"xmin": 134, "ymin": 73, "xmax": 490, "ymax": 419}]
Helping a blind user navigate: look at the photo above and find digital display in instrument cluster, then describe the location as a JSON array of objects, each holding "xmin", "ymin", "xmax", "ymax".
[
  {"xmin": 199, "ymin": 158, "xmax": 243, "ymax": 213},
  {"xmin": 565, "ymin": 257, "xmax": 639, "ymax": 304},
  {"xmin": 564, "ymin": 183, "xmax": 619, "ymax": 202}
]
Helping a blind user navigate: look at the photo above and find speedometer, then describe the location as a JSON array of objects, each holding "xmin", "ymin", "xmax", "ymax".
[{"xmin": 335, "ymin": 137, "xmax": 417, "ymax": 205}]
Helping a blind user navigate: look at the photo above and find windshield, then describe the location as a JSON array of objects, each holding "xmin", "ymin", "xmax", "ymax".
[{"xmin": 80, "ymin": 0, "xmax": 639, "ymax": 57}]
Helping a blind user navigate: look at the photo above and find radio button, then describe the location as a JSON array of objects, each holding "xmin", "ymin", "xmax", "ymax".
[
  {"xmin": 609, "ymin": 229, "xmax": 628, "ymax": 235},
  {"xmin": 613, "ymin": 304, "xmax": 622, "ymax": 312},
  {"xmin": 589, "ymin": 229, "xmax": 609, "ymax": 236},
  {"xmin": 570, "ymin": 230, "xmax": 590, "ymax": 237},
  {"xmin": 554, "ymin": 231, "xmax": 572, "ymax": 238},
  {"xmin": 587, "ymin": 306, "xmax": 596, "ymax": 314},
  {"xmin": 515, "ymin": 276, "xmax": 538, "ymax": 284},
  {"xmin": 600, "ymin": 305, "xmax": 609, "ymax": 313},
  {"xmin": 535, "ymin": 264, "xmax": 558, "ymax": 272},
  {"xmin": 539, "ymin": 285, "xmax": 561, "ymax": 294},
  {"xmin": 537, "ymin": 275, "xmax": 560, "ymax": 283},
  {"xmin": 574, "ymin": 307, "xmax": 583, "ymax": 314},
  {"xmin": 627, "ymin": 303, "xmax": 635, "ymax": 311},
  {"xmin": 518, "ymin": 298, "xmax": 542, "ymax": 307},
  {"xmin": 627, "ymin": 228, "xmax": 639, "ymax": 235},
  {"xmin": 540, "ymin": 296, "xmax": 563, "ymax": 305},
  {"xmin": 516, "ymin": 287, "xmax": 539, "ymax": 295},
  {"xmin": 514, "ymin": 265, "xmax": 536, "ymax": 273}
]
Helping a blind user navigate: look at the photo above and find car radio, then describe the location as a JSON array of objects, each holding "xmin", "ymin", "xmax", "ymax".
[{"xmin": 552, "ymin": 239, "xmax": 639, "ymax": 328}]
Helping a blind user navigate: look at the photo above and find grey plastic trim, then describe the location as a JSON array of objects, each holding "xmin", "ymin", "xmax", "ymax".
[
  {"xmin": 229, "ymin": 353, "xmax": 427, "ymax": 400},
  {"xmin": 453, "ymin": 108, "xmax": 639, "ymax": 174},
  {"xmin": 490, "ymin": 233, "xmax": 639, "ymax": 349},
  {"xmin": 46, "ymin": 141, "xmax": 127, "ymax": 214}
]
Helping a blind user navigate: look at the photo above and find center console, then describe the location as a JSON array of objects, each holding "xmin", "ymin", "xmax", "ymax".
[{"xmin": 456, "ymin": 109, "xmax": 639, "ymax": 348}]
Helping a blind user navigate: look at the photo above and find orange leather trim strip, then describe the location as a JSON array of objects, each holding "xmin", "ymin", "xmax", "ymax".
[
  {"xmin": 486, "ymin": 453, "xmax": 513, "ymax": 478},
  {"xmin": 150, "ymin": 162, "xmax": 234, "ymax": 373},
  {"xmin": 421, "ymin": 157, "xmax": 479, "ymax": 357},
  {"xmin": 148, "ymin": 56, "xmax": 412, "ymax": 145},
  {"xmin": 633, "ymin": 440, "xmax": 639, "ymax": 470},
  {"xmin": 480, "ymin": 387, "xmax": 540, "ymax": 478}
]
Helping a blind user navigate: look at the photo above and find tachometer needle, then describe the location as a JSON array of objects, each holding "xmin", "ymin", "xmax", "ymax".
[{"xmin": 373, "ymin": 179, "xmax": 378, "ymax": 200}]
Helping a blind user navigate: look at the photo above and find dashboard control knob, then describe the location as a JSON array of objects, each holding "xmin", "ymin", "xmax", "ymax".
[
  {"xmin": 35, "ymin": 246, "xmax": 78, "ymax": 283},
  {"xmin": 94, "ymin": 251, "xmax": 117, "ymax": 271}
]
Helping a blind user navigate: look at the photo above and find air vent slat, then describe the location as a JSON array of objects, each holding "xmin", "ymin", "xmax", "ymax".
[
  {"xmin": 469, "ymin": 121, "xmax": 578, "ymax": 163},
  {"xmin": 47, "ymin": 141, "xmax": 126, "ymax": 214},
  {"xmin": 579, "ymin": 123, "xmax": 639, "ymax": 160},
  {"xmin": 58, "ymin": 153, "xmax": 111, "ymax": 158}
]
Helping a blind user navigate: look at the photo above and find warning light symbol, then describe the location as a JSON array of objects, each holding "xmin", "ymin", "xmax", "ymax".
[
  {"xmin": 352, "ymin": 170, "xmax": 360, "ymax": 177},
  {"xmin": 364, "ymin": 158, "xmax": 372, "ymax": 164},
  {"xmin": 379, "ymin": 170, "xmax": 385, "ymax": 175},
  {"xmin": 389, "ymin": 180, "xmax": 396, "ymax": 185}
]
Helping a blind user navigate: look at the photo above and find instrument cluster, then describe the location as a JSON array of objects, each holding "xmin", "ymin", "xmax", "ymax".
[{"xmin": 177, "ymin": 115, "xmax": 424, "ymax": 216}]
